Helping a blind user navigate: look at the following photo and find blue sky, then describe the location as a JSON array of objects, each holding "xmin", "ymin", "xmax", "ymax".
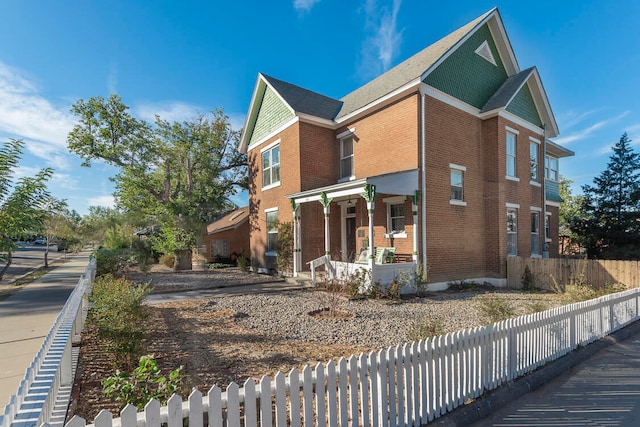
[{"xmin": 0, "ymin": 0, "xmax": 638, "ymax": 215}]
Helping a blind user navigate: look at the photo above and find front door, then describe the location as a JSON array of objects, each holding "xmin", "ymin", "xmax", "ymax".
[{"xmin": 345, "ymin": 217, "xmax": 356, "ymax": 261}]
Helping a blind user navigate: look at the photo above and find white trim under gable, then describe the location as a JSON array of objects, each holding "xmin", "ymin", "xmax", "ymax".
[
  {"xmin": 498, "ymin": 111, "xmax": 544, "ymax": 135},
  {"xmin": 422, "ymin": 84, "xmax": 481, "ymax": 116},
  {"xmin": 298, "ymin": 112, "xmax": 335, "ymax": 129},
  {"xmin": 247, "ymin": 116, "xmax": 299, "ymax": 152}
]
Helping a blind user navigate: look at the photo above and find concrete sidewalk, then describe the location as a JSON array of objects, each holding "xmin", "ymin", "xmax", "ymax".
[
  {"xmin": 0, "ymin": 252, "xmax": 91, "ymax": 408},
  {"xmin": 436, "ymin": 319, "xmax": 640, "ymax": 426}
]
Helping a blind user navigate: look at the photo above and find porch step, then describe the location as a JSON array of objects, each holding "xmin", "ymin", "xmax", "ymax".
[{"xmin": 286, "ymin": 271, "xmax": 321, "ymax": 287}]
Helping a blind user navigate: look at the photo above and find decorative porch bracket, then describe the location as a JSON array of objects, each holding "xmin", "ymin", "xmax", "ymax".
[{"xmin": 319, "ymin": 192, "xmax": 332, "ymax": 257}]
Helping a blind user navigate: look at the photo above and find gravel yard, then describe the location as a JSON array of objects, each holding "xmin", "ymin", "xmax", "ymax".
[{"xmin": 69, "ymin": 268, "xmax": 567, "ymax": 421}]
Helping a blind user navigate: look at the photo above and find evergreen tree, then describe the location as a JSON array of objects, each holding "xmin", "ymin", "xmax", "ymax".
[{"xmin": 570, "ymin": 133, "xmax": 640, "ymax": 259}]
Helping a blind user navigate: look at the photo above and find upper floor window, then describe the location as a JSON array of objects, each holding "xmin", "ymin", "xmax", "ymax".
[
  {"xmin": 506, "ymin": 132, "xmax": 517, "ymax": 177},
  {"xmin": 530, "ymin": 142, "xmax": 539, "ymax": 181},
  {"xmin": 545, "ymin": 155, "xmax": 559, "ymax": 181},
  {"xmin": 262, "ymin": 144, "xmax": 280, "ymax": 188},
  {"xmin": 340, "ymin": 136, "xmax": 354, "ymax": 179},
  {"xmin": 449, "ymin": 163, "xmax": 467, "ymax": 206}
]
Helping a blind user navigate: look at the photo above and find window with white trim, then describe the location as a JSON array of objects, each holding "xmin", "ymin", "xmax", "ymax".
[
  {"xmin": 266, "ymin": 210, "xmax": 278, "ymax": 255},
  {"xmin": 507, "ymin": 208, "xmax": 518, "ymax": 256},
  {"xmin": 545, "ymin": 155, "xmax": 559, "ymax": 181},
  {"xmin": 531, "ymin": 212, "xmax": 540, "ymax": 255},
  {"xmin": 451, "ymin": 169, "xmax": 464, "ymax": 201},
  {"xmin": 545, "ymin": 214, "xmax": 551, "ymax": 241},
  {"xmin": 506, "ymin": 132, "xmax": 517, "ymax": 177},
  {"xmin": 340, "ymin": 136, "xmax": 354, "ymax": 179},
  {"xmin": 383, "ymin": 196, "xmax": 406, "ymax": 235},
  {"xmin": 530, "ymin": 142, "xmax": 539, "ymax": 181},
  {"xmin": 262, "ymin": 145, "xmax": 280, "ymax": 188}
]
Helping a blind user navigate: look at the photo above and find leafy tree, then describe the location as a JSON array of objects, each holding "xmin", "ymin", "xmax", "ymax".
[
  {"xmin": 570, "ymin": 133, "xmax": 640, "ymax": 259},
  {"xmin": 558, "ymin": 176, "xmax": 586, "ymax": 255},
  {"xmin": 0, "ymin": 139, "xmax": 53, "ymax": 280},
  {"xmin": 67, "ymin": 95, "xmax": 246, "ymax": 269},
  {"xmin": 40, "ymin": 197, "xmax": 70, "ymax": 267}
]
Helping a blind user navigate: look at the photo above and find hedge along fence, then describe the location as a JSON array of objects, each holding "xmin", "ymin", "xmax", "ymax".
[
  {"xmin": 507, "ymin": 257, "xmax": 640, "ymax": 290},
  {"xmin": 61, "ymin": 288, "xmax": 640, "ymax": 427}
]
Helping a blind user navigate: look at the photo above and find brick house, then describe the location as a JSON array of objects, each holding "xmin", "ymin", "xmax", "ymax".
[
  {"xmin": 202, "ymin": 206, "xmax": 250, "ymax": 263},
  {"xmin": 238, "ymin": 8, "xmax": 573, "ymax": 289}
]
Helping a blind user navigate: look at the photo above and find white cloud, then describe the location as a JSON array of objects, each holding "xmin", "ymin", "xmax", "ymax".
[
  {"xmin": 135, "ymin": 101, "xmax": 203, "ymax": 123},
  {"xmin": 87, "ymin": 195, "xmax": 115, "ymax": 209},
  {"xmin": 228, "ymin": 113, "xmax": 247, "ymax": 133},
  {"xmin": 358, "ymin": 0, "xmax": 404, "ymax": 80},
  {"xmin": 554, "ymin": 111, "xmax": 630, "ymax": 145},
  {"xmin": 293, "ymin": 0, "xmax": 320, "ymax": 12},
  {"xmin": 0, "ymin": 62, "xmax": 76, "ymax": 169}
]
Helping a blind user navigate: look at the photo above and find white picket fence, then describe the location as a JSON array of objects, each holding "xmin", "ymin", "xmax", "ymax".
[
  {"xmin": 1, "ymin": 258, "xmax": 96, "ymax": 427},
  {"xmin": 62, "ymin": 287, "xmax": 640, "ymax": 427}
]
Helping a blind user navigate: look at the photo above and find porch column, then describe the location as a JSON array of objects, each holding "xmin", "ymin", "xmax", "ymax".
[
  {"xmin": 291, "ymin": 200, "xmax": 300, "ymax": 277},
  {"xmin": 410, "ymin": 190, "xmax": 420, "ymax": 263},
  {"xmin": 320, "ymin": 192, "xmax": 332, "ymax": 257},
  {"xmin": 363, "ymin": 184, "xmax": 377, "ymax": 269}
]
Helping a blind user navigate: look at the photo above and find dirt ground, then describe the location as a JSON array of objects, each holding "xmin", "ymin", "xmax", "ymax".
[{"xmin": 68, "ymin": 269, "xmax": 375, "ymax": 421}]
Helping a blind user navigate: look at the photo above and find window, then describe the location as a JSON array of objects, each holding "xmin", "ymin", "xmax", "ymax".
[
  {"xmin": 451, "ymin": 169, "xmax": 463, "ymax": 201},
  {"xmin": 340, "ymin": 136, "xmax": 354, "ymax": 179},
  {"xmin": 506, "ymin": 132, "xmax": 517, "ymax": 177},
  {"xmin": 545, "ymin": 214, "xmax": 551, "ymax": 241},
  {"xmin": 266, "ymin": 210, "xmax": 278, "ymax": 254},
  {"xmin": 388, "ymin": 203, "xmax": 405, "ymax": 234},
  {"xmin": 531, "ymin": 212, "xmax": 540, "ymax": 255},
  {"xmin": 545, "ymin": 155, "xmax": 558, "ymax": 181},
  {"xmin": 507, "ymin": 208, "xmax": 518, "ymax": 256},
  {"xmin": 210, "ymin": 239, "xmax": 229, "ymax": 258},
  {"xmin": 262, "ymin": 145, "xmax": 280, "ymax": 188},
  {"xmin": 530, "ymin": 142, "xmax": 539, "ymax": 181}
]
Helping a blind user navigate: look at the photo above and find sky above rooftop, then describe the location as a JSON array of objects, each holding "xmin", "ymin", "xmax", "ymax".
[{"xmin": 0, "ymin": 0, "xmax": 638, "ymax": 215}]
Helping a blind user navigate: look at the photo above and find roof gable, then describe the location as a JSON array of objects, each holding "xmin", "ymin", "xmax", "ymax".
[
  {"xmin": 248, "ymin": 83, "xmax": 295, "ymax": 146},
  {"xmin": 423, "ymin": 23, "xmax": 508, "ymax": 109},
  {"xmin": 506, "ymin": 81, "xmax": 542, "ymax": 127},
  {"xmin": 207, "ymin": 207, "xmax": 249, "ymax": 234}
]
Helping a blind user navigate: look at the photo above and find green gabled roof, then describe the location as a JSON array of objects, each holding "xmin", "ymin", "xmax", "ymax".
[
  {"xmin": 247, "ymin": 83, "xmax": 295, "ymax": 146},
  {"xmin": 337, "ymin": 9, "xmax": 495, "ymax": 120},
  {"xmin": 506, "ymin": 81, "xmax": 542, "ymax": 127},
  {"xmin": 423, "ymin": 23, "xmax": 508, "ymax": 109}
]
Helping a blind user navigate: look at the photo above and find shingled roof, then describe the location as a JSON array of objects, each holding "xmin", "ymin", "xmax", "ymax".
[
  {"xmin": 262, "ymin": 74, "xmax": 343, "ymax": 120},
  {"xmin": 336, "ymin": 9, "xmax": 494, "ymax": 120},
  {"xmin": 481, "ymin": 67, "xmax": 535, "ymax": 113}
]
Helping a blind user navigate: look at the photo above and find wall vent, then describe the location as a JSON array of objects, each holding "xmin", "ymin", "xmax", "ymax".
[{"xmin": 475, "ymin": 40, "xmax": 497, "ymax": 66}]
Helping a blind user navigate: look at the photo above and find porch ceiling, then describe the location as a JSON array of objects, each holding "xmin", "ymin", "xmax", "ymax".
[{"xmin": 287, "ymin": 169, "xmax": 419, "ymax": 204}]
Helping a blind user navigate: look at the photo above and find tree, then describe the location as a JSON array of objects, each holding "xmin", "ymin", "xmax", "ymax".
[
  {"xmin": 558, "ymin": 176, "xmax": 586, "ymax": 255},
  {"xmin": 67, "ymin": 95, "xmax": 247, "ymax": 269},
  {"xmin": 570, "ymin": 133, "xmax": 640, "ymax": 259},
  {"xmin": 41, "ymin": 197, "xmax": 69, "ymax": 267},
  {"xmin": 0, "ymin": 139, "xmax": 52, "ymax": 280}
]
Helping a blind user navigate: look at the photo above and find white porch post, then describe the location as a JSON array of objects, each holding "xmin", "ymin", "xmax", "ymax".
[
  {"xmin": 410, "ymin": 190, "xmax": 420, "ymax": 263},
  {"xmin": 291, "ymin": 200, "xmax": 300, "ymax": 277},
  {"xmin": 363, "ymin": 184, "xmax": 377, "ymax": 270},
  {"xmin": 320, "ymin": 192, "xmax": 332, "ymax": 258}
]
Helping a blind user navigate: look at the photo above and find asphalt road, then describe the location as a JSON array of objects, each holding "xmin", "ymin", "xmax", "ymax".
[{"xmin": 1, "ymin": 243, "xmax": 69, "ymax": 283}]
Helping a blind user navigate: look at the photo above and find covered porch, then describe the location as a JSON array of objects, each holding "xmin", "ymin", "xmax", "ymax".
[{"xmin": 287, "ymin": 169, "xmax": 420, "ymax": 291}]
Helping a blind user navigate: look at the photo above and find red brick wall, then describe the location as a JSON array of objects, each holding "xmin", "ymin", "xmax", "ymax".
[{"xmin": 202, "ymin": 220, "xmax": 250, "ymax": 262}]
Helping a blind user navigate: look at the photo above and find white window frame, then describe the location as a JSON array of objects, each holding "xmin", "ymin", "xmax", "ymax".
[
  {"xmin": 531, "ymin": 211, "xmax": 541, "ymax": 257},
  {"xmin": 507, "ymin": 204, "xmax": 519, "ymax": 256},
  {"xmin": 449, "ymin": 163, "xmax": 467, "ymax": 206},
  {"xmin": 545, "ymin": 213, "xmax": 552, "ymax": 242},
  {"xmin": 383, "ymin": 196, "xmax": 407, "ymax": 238},
  {"xmin": 545, "ymin": 155, "xmax": 559, "ymax": 182},
  {"xmin": 337, "ymin": 128, "xmax": 356, "ymax": 182},
  {"xmin": 265, "ymin": 208, "xmax": 278, "ymax": 256},
  {"xmin": 530, "ymin": 138, "xmax": 540, "ymax": 184},
  {"xmin": 506, "ymin": 130, "xmax": 518, "ymax": 180},
  {"xmin": 210, "ymin": 239, "xmax": 229, "ymax": 258},
  {"xmin": 261, "ymin": 141, "xmax": 281, "ymax": 190}
]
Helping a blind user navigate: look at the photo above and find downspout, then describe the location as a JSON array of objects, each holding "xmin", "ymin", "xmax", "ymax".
[{"xmin": 420, "ymin": 87, "xmax": 428, "ymax": 268}]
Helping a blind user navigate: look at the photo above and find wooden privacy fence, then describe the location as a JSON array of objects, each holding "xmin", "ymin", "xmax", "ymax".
[
  {"xmin": 63, "ymin": 288, "xmax": 640, "ymax": 427},
  {"xmin": 507, "ymin": 257, "xmax": 640, "ymax": 290},
  {"xmin": 0, "ymin": 258, "xmax": 96, "ymax": 427}
]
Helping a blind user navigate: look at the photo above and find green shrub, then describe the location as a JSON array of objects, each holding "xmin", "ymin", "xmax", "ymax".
[
  {"xmin": 89, "ymin": 274, "xmax": 151, "ymax": 368},
  {"xmin": 476, "ymin": 294, "xmax": 516, "ymax": 324},
  {"xmin": 236, "ymin": 254, "xmax": 250, "ymax": 272},
  {"xmin": 103, "ymin": 354, "xmax": 183, "ymax": 410},
  {"xmin": 521, "ymin": 265, "xmax": 535, "ymax": 291},
  {"xmin": 159, "ymin": 253, "xmax": 175, "ymax": 268},
  {"xmin": 94, "ymin": 248, "xmax": 128, "ymax": 277},
  {"xmin": 406, "ymin": 315, "xmax": 445, "ymax": 342}
]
